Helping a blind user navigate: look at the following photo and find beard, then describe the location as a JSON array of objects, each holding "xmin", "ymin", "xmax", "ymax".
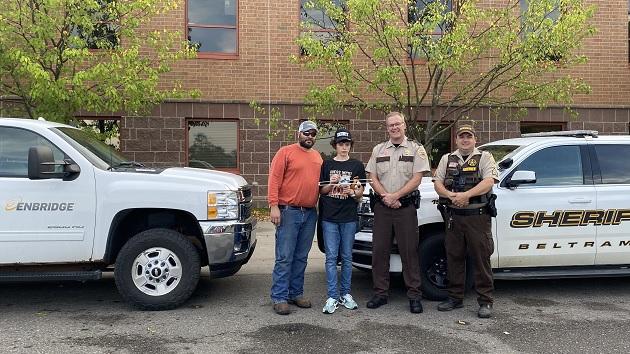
[{"xmin": 299, "ymin": 139, "xmax": 314, "ymax": 149}]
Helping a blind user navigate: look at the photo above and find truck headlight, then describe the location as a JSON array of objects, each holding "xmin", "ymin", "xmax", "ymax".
[{"xmin": 207, "ymin": 191, "xmax": 239, "ymax": 220}]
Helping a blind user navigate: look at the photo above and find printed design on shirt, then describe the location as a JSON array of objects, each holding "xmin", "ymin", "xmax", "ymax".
[{"xmin": 328, "ymin": 170, "xmax": 353, "ymax": 199}]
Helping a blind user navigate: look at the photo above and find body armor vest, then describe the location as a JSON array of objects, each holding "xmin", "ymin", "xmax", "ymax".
[{"xmin": 441, "ymin": 153, "xmax": 490, "ymax": 206}]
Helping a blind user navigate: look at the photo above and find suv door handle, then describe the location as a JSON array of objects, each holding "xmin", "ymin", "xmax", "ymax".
[{"xmin": 568, "ymin": 198, "xmax": 592, "ymax": 204}]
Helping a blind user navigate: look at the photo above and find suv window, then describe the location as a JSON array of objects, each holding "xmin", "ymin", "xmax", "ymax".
[
  {"xmin": 515, "ymin": 145, "xmax": 583, "ymax": 186},
  {"xmin": 594, "ymin": 144, "xmax": 630, "ymax": 184},
  {"xmin": 0, "ymin": 127, "xmax": 65, "ymax": 177}
]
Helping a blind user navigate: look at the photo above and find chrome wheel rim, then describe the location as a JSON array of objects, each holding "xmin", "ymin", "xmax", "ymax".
[{"xmin": 131, "ymin": 247, "xmax": 182, "ymax": 296}]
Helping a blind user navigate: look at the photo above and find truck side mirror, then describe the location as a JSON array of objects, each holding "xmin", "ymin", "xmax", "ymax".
[
  {"xmin": 28, "ymin": 146, "xmax": 80, "ymax": 180},
  {"xmin": 507, "ymin": 170, "xmax": 536, "ymax": 188}
]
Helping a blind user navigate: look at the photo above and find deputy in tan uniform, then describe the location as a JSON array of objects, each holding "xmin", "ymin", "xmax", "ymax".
[
  {"xmin": 365, "ymin": 111, "xmax": 430, "ymax": 314},
  {"xmin": 433, "ymin": 124, "xmax": 499, "ymax": 318}
]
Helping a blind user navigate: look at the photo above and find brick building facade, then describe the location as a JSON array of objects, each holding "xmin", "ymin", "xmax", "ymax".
[{"xmin": 102, "ymin": 1, "xmax": 630, "ymax": 206}]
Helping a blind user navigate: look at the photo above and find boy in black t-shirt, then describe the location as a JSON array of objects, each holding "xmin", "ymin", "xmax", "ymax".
[{"xmin": 319, "ymin": 128, "xmax": 366, "ymax": 314}]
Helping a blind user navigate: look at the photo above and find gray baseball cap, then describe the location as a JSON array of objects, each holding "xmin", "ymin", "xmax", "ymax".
[{"xmin": 298, "ymin": 120, "xmax": 318, "ymax": 132}]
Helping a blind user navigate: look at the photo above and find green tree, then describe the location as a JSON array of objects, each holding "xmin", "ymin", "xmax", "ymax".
[
  {"xmin": 295, "ymin": 0, "xmax": 596, "ymax": 153},
  {"xmin": 0, "ymin": 0, "xmax": 196, "ymax": 122}
]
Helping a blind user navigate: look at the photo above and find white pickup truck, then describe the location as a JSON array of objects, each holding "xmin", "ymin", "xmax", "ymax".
[
  {"xmin": 0, "ymin": 118, "xmax": 257, "ymax": 310},
  {"xmin": 342, "ymin": 131, "xmax": 630, "ymax": 300}
]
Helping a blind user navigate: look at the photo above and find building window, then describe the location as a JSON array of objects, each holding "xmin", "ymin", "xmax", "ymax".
[
  {"xmin": 187, "ymin": 120, "xmax": 239, "ymax": 171},
  {"xmin": 520, "ymin": 0, "xmax": 562, "ymax": 61},
  {"xmin": 299, "ymin": 0, "xmax": 344, "ymax": 56},
  {"xmin": 520, "ymin": 123, "xmax": 565, "ymax": 134},
  {"xmin": 75, "ymin": 0, "xmax": 119, "ymax": 49},
  {"xmin": 77, "ymin": 118, "xmax": 120, "ymax": 149},
  {"xmin": 415, "ymin": 123, "xmax": 451, "ymax": 169},
  {"xmin": 187, "ymin": 0, "xmax": 238, "ymax": 56},
  {"xmin": 311, "ymin": 120, "xmax": 349, "ymax": 160},
  {"xmin": 408, "ymin": 0, "xmax": 453, "ymax": 61}
]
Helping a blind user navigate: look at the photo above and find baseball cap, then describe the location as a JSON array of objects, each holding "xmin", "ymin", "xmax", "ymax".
[
  {"xmin": 456, "ymin": 125, "xmax": 476, "ymax": 137},
  {"xmin": 298, "ymin": 120, "xmax": 318, "ymax": 132},
  {"xmin": 333, "ymin": 128, "xmax": 352, "ymax": 144}
]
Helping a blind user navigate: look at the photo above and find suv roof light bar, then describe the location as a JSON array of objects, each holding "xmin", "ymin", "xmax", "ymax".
[{"xmin": 521, "ymin": 130, "xmax": 598, "ymax": 138}]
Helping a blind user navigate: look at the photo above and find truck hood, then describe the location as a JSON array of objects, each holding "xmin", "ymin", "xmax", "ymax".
[{"xmin": 160, "ymin": 167, "xmax": 248, "ymax": 190}]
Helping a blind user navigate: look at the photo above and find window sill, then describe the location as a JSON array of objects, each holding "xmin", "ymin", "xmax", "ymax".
[{"xmin": 195, "ymin": 53, "xmax": 239, "ymax": 60}]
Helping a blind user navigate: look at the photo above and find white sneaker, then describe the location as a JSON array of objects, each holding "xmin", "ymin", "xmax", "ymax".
[
  {"xmin": 322, "ymin": 297, "xmax": 339, "ymax": 314},
  {"xmin": 339, "ymin": 294, "xmax": 358, "ymax": 310}
]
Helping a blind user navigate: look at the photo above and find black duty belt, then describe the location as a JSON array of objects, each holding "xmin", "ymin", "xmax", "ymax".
[
  {"xmin": 278, "ymin": 205, "xmax": 314, "ymax": 211},
  {"xmin": 448, "ymin": 207, "xmax": 487, "ymax": 216}
]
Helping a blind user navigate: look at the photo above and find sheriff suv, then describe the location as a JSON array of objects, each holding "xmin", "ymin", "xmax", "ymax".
[
  {"xmin": 344, "ymin": 130, "xmax": 630, "ymax": 300},
  {"xmin": 0, "ymin": 118, "xmax": 257, "ymax": 310}
]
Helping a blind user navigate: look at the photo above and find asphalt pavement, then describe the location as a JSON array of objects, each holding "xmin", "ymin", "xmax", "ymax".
[{"xmin": 1, "ymin": 221, "xmax": 630, "ymax": 353}]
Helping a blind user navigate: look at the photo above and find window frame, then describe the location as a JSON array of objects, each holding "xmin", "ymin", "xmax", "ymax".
[
  {"xmin": 520, "ymin": 122, "xmax": 566, "ymax": 134},
  {"xmin": 407, "ymin": 0, "xmax": 454, "ymax": 64},
  {"xmin": 186, "ymin": 0, "xmax": 239, "ymax": 59},
  {"xmin": 185, "ymin": 118, "xmax": 240, "ymax": 174},
  {"xmin": 75, "ymin": 0, "xmax": 120, "ymax": 50},
  {"xmin": 298, "ymin": 0, "xmax": 346, "ymax": 57},
  {"xmin": 75, "ymin": 116, "xmax": 122, "ymax": 150}
]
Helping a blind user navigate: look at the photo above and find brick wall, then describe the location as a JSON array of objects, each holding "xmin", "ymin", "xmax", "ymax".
[
  {"xmin": 147, "ymin": 0, "xmax": 630, "ymax": 107},
  {"xmin": 121, "ymin": 102, "xmax": 630, "ymax": 207}
]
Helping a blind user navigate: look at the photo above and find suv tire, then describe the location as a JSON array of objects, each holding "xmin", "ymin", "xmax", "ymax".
[
  {"xmin": 420, "ymin": 232, "xmax": 473, "ymax": 301},
  {"xmin": 114, "ymin": 228, "xmax": 200, "ymax": 310}
]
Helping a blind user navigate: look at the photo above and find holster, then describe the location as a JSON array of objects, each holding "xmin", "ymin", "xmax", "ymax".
[{"xmin": 485, "ymin": 193, "xmax": 498, "ymax": 217}]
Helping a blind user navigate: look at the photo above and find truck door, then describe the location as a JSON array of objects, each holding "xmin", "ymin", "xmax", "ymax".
[
  {"xmin": 0, "ymin": 126, "xmax": 96, "ymax": 263},
  {"xmin": 496, "ymin": 144, "xmax": 596, "ymax": 267},
  {"xmin": 590, "ymin": 143, "xmax": 630, "ymax": 265}
]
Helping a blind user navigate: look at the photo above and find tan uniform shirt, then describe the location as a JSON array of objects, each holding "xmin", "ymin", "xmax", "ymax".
[
  {"xmin": 433, "ymin": 148, "xmax": 499, "ymax": 209},
  {"xmin": 366, "ymin": 137, "xmax": 430, "ymax": 193}
]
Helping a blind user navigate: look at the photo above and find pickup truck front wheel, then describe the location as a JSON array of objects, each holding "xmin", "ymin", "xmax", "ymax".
[{"xmin": 115, "ymin": 228, "xmax": 201, "ymax": 310}]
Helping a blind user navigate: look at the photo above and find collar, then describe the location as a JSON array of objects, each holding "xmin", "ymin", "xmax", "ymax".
[
  {"xmin": 385, "ymin": 136, "xmax": 410, "ymax": 149},
  {"xmin": 452, "ymin": 148, "xmax": 481, "ymax": 162}
]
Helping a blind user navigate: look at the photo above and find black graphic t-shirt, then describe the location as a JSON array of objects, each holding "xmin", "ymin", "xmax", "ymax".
[{"xmin": 319, "ymin": 158, "xmax": 367, "ymax": 222}]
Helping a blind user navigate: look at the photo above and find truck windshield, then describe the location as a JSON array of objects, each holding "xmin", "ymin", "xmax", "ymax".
[
  {"xmin": 478, "ymin": 144, "xmax": 522, "ymax": 165},
  {"xmin": 52, "ymin": 127, "xmax": 128, "ymax": 170}
]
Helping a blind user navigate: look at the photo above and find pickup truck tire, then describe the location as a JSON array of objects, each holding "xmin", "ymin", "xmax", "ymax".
[
  {"xmin": 114, "ymin": 228, "xmax": 201, "ymax": 311},
  {"xmin": 419, "ymin": 232, "xmax": 473, "ymax": 301}
]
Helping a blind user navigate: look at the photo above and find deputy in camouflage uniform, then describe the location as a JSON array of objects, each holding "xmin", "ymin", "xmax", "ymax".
[
  {"xmin": 365, "ymin": 112, "xmax": 430, "ymax": 314},
  {"xmin": 433, "ymin": 125, "xmax": 499, "ymax": 318}
]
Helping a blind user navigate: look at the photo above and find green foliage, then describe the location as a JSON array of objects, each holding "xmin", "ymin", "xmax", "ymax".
[
  {"xmin": 250, "ymin": 101, "xmax": 291, "ymax": 140},
  {"xmin": 295, "ymin": 0, "xmax": 596, "ymax": 154},
  {"xmin": 0, "ymin": 0, "xmax": 197, "ymax": 122}
]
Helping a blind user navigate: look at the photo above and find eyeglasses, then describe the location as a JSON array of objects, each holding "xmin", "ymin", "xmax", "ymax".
[
  {"xmin": 387, "ymin": 122, "xmax": 403, "ymax": 129},
  {"xmin": 301, "ymin": 131, "xmax": 317, "ymax": 137}
]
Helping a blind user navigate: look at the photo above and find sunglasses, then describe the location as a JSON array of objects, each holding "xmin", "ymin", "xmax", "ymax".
[{"xmin": 301, "ymin": 131, "xmax": 317, "ymax": 137}]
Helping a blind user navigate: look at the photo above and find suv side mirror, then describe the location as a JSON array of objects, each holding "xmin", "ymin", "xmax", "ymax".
[
  {"xmin": 507, "ymin": 170, "xmax": 536, "ymax": 188},
  {"xmin": 28, "ymin": 146, "xmax": 80, "ymax": 180}
]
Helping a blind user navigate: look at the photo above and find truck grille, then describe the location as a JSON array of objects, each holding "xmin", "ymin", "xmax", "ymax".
[{"xmin": 239, "ymin": 185, "xmax": 253, "ymax": 221}]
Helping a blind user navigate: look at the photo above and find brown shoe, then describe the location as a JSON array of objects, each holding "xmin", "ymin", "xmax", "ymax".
[
  {"xmin": 273, "ymin": 303, "xmax": 290, "ymax": 315},
  {"xmin": 288, "ymin": 297, "xmax": 312, "ymax": 308}
]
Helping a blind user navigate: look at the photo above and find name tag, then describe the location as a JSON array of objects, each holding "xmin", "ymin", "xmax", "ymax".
[{"xmin": 462, "ymin": 167, "xmax": 477, "ymax": 172}]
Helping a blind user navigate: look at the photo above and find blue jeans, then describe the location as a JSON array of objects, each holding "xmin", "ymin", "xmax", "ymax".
[
  {"xmin": 322, "ymin": 220, "xmax": 356, "ymax": 300},
  {"xmin": 270, "ymin": 206, "xmax": 317, "ymax": 304}
]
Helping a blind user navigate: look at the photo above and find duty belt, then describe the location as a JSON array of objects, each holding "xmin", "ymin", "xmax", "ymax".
[{"xmin": 448, "ymin": 207, "xmax": 487, "ymax": 216}]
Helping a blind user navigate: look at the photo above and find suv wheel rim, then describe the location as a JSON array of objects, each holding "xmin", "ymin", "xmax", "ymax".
[
  {"xmin": 132, "ymin": 247, "xmax": 182, "ymax": 296},
  {"xmin": 426, "ymin": 255, "xmax": 448, "ymax": 289}
]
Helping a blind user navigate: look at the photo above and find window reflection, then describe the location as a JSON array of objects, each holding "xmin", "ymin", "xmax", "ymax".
[
  {"xmin": 516, "ymin": 145, "xmax": 583, "ymax": 186},
  {"xmin": 188, "ymin": 121, "xmax": 238, "ymax": 170}
]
